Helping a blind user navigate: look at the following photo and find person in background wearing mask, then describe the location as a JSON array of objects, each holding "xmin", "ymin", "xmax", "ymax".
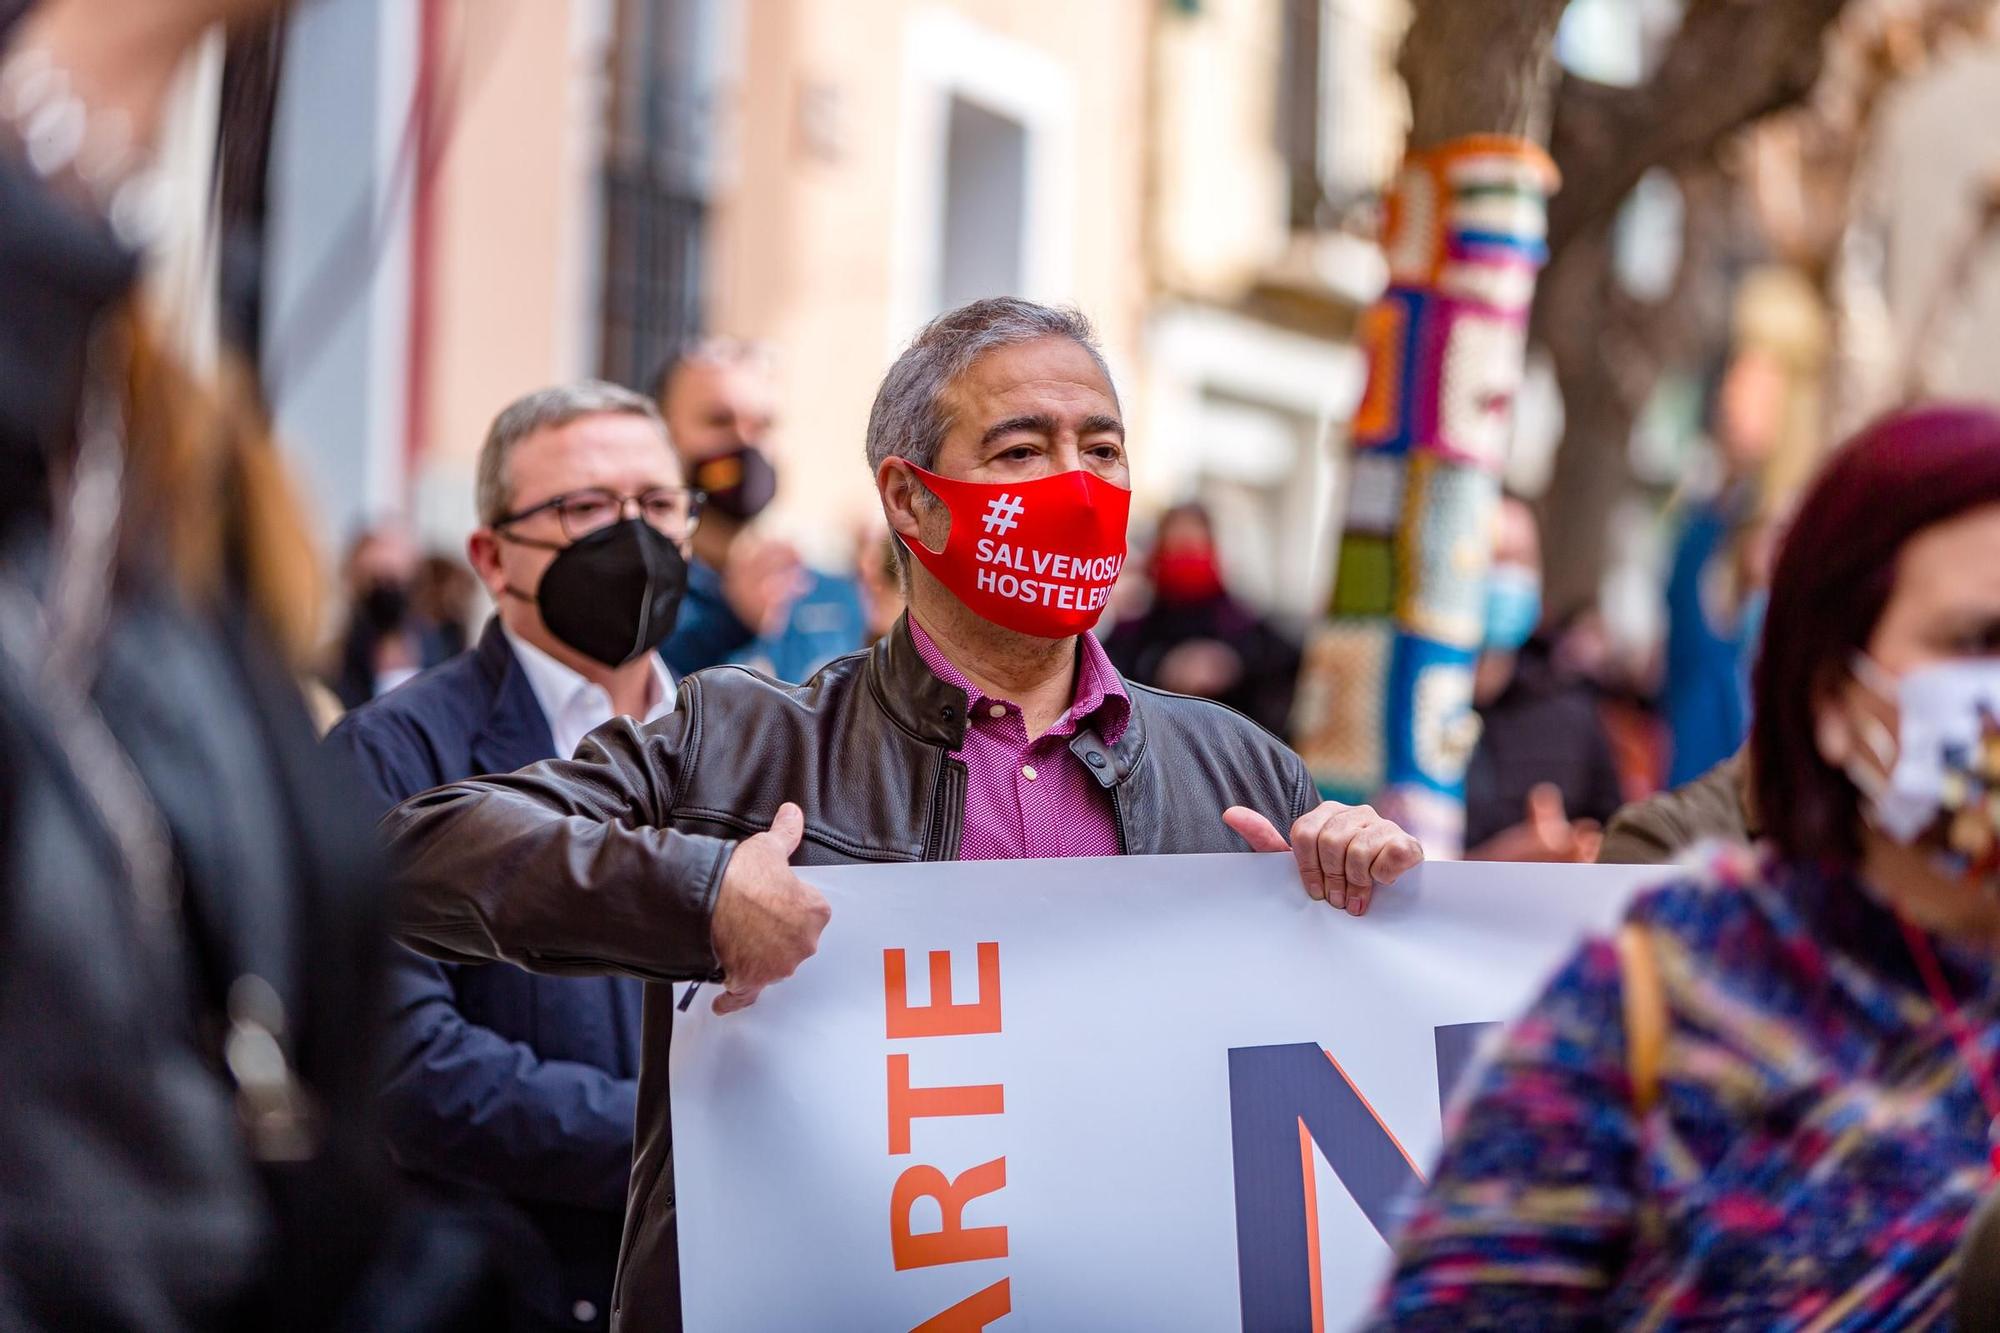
[
  {"xmin": 653, "ymin": 338, "xmax": 866, "ymax": 682},
  {"xmin": 325, "ymin": 383, "xmax": 698, "ymax": 1332},
  {"xmin": 1462, "ymin": 495, "xmax": 1623, "ymax": 861},
  {"xmin": 1370, "ymin": 406, "xmax": 2000, "ymax": 1327},
  {"xmin": 1105, "ymin": 501, "xmax": 1302, "ymax": 738},
  {"xmin": 327, "ymin": 523, "xmax": 457, "ymax": 708},
  {"xmin": 378, "ymin": 298, "xmax": 1424, "ymax": 1330}
]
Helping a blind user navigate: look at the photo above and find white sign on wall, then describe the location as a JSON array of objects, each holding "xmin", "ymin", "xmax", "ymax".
[{"xmin": 669, "ymin": 853, "xmax": 1664, "ymax": 1331}]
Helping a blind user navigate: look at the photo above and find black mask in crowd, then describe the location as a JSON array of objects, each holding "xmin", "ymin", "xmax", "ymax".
[
  {"xmin": 507, "ymin": 519, "xmax": 688, "ymax": 667},
  {"xmin": 358, "ymin": 579, "xmax": 410, "ymax": 634},
  {"xmin": 691, "ymin": 445, "xmax": 778, "ymax": 522}
]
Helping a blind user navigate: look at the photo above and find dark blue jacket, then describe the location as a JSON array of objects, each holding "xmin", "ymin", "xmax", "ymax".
[
  {"xmin": 1664, "ymin": 493, "xmax": 1754, "ymax": 786},
  {"xmin": 325, "ymin": 622, "xmax": 642, "ymax": 1331},
  {"xmin": 661, "ymin": 559, "xmax": 866, "ymax": 683}
]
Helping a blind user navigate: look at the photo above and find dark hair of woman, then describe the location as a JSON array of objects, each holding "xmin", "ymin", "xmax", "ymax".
[{"xmin": 1751, "ymin": 404, "xmax": 2000, "ymax": 869}]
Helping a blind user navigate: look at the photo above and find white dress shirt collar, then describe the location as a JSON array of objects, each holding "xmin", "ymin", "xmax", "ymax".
[{"xmin": 502, "ymin": 625, "xmax": 677, "ymax": 760}]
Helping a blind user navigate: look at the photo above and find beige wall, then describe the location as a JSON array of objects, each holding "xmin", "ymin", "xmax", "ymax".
[
  {"xmin": 705, "ymin": 0, "xmax": 1155, "ymax": 565},
  {"xmin": 1149, "ymin": 0, "xmax": 1289, "ymax": 301},
  {"xmin": 1147, "ymin": 0, "xmax": 1405, "ymax": 304},
  {"xmin": 415, "ymin": 0, "xmax": 608, "ymax": 545}
]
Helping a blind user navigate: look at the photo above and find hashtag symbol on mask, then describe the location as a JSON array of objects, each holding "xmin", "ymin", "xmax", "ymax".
[{"xmin": 981, "ymin": 493, "xmax": 1026, "ymax": 536}]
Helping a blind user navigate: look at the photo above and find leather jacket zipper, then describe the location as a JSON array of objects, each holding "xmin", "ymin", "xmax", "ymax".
[{"xmin": 922, "ymin": 750, "xmax": 951, "ymax": 861}]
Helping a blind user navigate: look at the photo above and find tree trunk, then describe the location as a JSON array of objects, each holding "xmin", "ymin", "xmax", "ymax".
[
  {"xmin": 1292, "ymin": 0, "xmax": 1570, "ymax": 854},
  {"xmin": 1399, "ymin": 0, "xmax": 1571, "ymax": 150},
  {"xmin": 1536, "ymin": 220, "xmax": 1632, "ymax": 620},
  {"xmin": 1537, "ymin": 165, "xmax": 1734, "ymax": 618}
]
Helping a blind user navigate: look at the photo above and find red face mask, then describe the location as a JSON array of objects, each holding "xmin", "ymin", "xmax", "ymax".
[
  {"xmin": 897, "ymin": 461, "xmax": 1131, "ymax": 639},
  {"xmin": 1151, "ymin": 549, "xmax": 1225, "ymax": 604}
]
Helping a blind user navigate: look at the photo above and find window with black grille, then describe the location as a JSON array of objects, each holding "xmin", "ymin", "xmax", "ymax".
[{"xmin": 598, "ymin": 0, "xmax": 719, "ymax": 390}]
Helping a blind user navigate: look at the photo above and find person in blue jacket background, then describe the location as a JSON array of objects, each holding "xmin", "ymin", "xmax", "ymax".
[
  {"xmin": 326, "ymin": 381, "xmax": 696, "ymax": 1331},
  {"xmin": 653, "ymin": 338, "xmax": 865, "ymax": 682},
  {"xmin": 1662, "ymin": 348, "xmax": 1781, "ymax": 786}
]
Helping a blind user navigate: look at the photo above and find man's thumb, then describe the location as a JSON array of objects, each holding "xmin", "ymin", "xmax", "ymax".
[
  {"xmin": 1527, "ymin": 783, "xmax": 1568, "ymax": 832},
  {"xmin": 1222, "ymin": 805, "xmax": 1290, "ymax": 853},
  {"xmin": 764, "ymin": 801, "xmax": 805, "ymax": 855}
]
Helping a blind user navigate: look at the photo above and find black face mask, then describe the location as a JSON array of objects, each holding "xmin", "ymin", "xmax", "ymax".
[
  {"xmin": 507, "ymin": 519, "xmax": 688, "ymax": 667},
  {"xmin": 691, "ymin": 445, "xmax": 778, "ymax": 522},
  {"xmin": 358, "ymin": 580, "xmax": 410, "ymax": 634}
]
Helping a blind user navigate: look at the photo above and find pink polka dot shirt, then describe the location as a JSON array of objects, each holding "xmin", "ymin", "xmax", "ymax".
[{"xmin": 907, "ymin": 616, "xmax": 1131, "ymax": 860}]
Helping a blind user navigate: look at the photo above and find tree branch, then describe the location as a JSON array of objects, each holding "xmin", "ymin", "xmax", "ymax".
[
  {"xmin": 1538, "ymin": 165, "xmax": 1726, "ymax": 426},
  {"xmin": 1548, "ymin": 0, "xmax": 1858, "ymax": 254},
  {"xmin": 1614, "ymin": 165, "xmax": 1733, "ymax": 377}
]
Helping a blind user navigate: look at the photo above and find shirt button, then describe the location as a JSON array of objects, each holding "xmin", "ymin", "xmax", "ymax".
[
  {"xmin": 1022, "ymin": 764, "xmax": 1037, "ymax": 781},
  {"xmin": 573, "ymin": 1299, "xmax": 598, "ymax": 1322},
  {"xmin": 1086, "ymin": 751, "xmax": 1108, "ymax": 769},
  {"xmin": 988, "ymin": 703, "xmax": 1008, "ymax": 719}
]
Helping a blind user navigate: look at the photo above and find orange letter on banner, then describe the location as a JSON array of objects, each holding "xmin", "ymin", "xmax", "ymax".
[
  {"xmin": 885, "ymin": 943, "xmax": 1002, "ymax": 1038},
  {"xmin": 888, "ymin": 1054, "xmax": 1004, "ymax": 1155},
  {"xmin": 891, "ymin": 1158, "xmax": 1008, "ymax": 1271},
  {"xmin": 912, "ymin": 1278, "xmax": 1012, "ymax": 1331}
]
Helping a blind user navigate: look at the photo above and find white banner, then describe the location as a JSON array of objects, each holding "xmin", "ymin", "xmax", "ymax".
[{"xmin": 669, "ymin": 853, "xmax": 1666, "ymax": 1331}]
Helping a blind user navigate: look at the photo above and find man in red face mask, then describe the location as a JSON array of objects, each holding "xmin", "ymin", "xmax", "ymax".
[{"xmin": 380, "ymin": 298, "xmax": 1423, "ymax": 1332}]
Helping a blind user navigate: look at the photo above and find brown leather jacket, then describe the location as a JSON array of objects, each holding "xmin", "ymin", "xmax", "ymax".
[{"xmin": 383, "ymin": 615, "xmax": 1317, "ymax": 1331}]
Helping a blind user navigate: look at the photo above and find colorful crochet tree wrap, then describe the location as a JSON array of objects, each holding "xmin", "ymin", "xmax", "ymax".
[{"xmin": 1293, "ymin": 134, "xmax": 1559, "ymax": 856}]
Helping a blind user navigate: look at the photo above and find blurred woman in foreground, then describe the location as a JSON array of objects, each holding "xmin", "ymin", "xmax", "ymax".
[
  {"xmin": 1373, "ymin": 407, "xmax": 2000, "ymax": 1327},
  {"xmin": 0, "ymin": 1, "xmax": 487, "ymax": 1327}
]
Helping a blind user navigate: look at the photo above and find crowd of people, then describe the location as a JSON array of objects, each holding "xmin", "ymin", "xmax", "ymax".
[{"xmin": 6, "ymin": 0, "xmax": 2000, "ymax": 1330}]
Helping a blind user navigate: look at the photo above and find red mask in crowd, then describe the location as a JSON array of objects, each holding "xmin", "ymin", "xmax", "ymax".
[
  {"xmin": 1151, "ymin": 549, "xmax": 1225, "ymax": 605},
  {"xmin": 896, "ymin": 461, "xmax": 1131, "ymax": 639}
]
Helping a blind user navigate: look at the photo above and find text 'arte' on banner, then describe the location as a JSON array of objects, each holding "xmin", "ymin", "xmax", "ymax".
[{"xmin": 885, "ymin": 942, "xmax": 1012, "ymax": 1331}]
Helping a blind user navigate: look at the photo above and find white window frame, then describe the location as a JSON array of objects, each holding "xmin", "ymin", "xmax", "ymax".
[
  {"xmin": 1144, "ymin": 305, "xmax": 1369, "ymax": 619},
  {"xmin": 886, "ymin": 7, "xmax": 1078, "ymax": 349}
]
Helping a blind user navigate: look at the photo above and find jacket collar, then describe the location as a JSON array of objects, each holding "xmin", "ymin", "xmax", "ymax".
[
  {"xmin": 468, "ymin": 618, "xmax": 558, "ymax": 774},
  {"xmin": 865, "ymin": 613, "xmax": 1147, "ymax": 785}
]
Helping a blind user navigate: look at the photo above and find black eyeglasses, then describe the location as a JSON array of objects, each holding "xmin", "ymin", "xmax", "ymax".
[{"xmin": 495, "ymin": 487, "xmax": 706, "ymax": 543}]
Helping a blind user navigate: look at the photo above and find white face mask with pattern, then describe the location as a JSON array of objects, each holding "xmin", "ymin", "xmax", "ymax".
[{"xmin": 1843, "ymin": 655, "xmax": 2000, "ymax": 876}]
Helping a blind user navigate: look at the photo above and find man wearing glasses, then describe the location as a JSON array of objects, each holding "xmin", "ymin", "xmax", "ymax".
[{"xmin": 324, "ymin": 382, "xmax": 704, "ymax": 1332}]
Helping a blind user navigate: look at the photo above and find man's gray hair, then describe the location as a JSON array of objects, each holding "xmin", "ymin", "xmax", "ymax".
[
  {"xmin": 863, "ymin": 297, "xmax": 1115, "ymax": 478},
  {"xmin": 475, "ymin": 380, "xmax": 667, "ymax": 525}
]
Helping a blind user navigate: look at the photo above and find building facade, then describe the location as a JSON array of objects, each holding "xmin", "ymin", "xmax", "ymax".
[
  {"xmin": 250, "ymin": 0, "xmax": 1159, "ymax": 570},
  {"xmin": 239, "ymin": 0, "xmax": 1426, "ymax": 598},
  {"xmin": 1139, "ymin": 0, "xmax": 1405, "ymax": 622},
  {"xmin": 701, "ymin": 0, "xmax": 1155, "ymax": 564}
]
